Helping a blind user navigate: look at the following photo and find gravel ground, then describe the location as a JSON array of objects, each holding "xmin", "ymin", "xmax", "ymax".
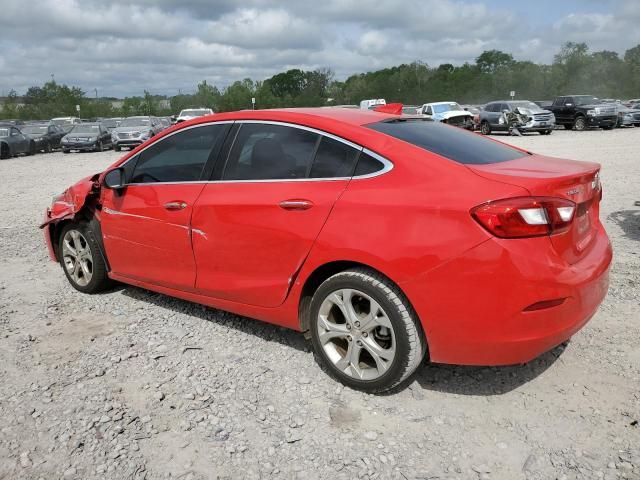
[{"xmin": 0, "ymin": 129, "xmax": 638, "ymax": 480}]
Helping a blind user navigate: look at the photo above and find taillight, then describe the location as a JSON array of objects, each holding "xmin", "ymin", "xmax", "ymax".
[{"xmin": 471, "ymin": 197, "xmax": 576, "ymax": 238}]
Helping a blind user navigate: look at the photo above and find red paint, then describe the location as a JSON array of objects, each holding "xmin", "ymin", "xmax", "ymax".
[{"xmin": 43, "ymin": 108, "xmax": 612, "ymax": 366}]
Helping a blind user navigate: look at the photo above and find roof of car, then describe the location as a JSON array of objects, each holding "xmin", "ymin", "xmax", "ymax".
[{"xmin": 204, "ymin": 107, "xmax": 400, "ymax": 127}]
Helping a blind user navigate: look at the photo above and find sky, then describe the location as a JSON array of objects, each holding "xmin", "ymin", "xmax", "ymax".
[{"xmin": 0, "ymin": 0, "xmax": 639, "ymax": 98}]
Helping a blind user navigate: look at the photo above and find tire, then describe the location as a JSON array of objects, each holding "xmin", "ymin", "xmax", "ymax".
[
  {"xmin": 96, "ymin": 141, "xmax": 103, "ymax": 152},
  {"xmin": 602, "ymin": 125, "xmax": 614, "ymax": 130},
  {"xmin": 63, "ymin": 149, "xmax": 70, "ymax": 154},
  {"xmin": 480, "ymin": 121, "xmax": 491, "ymax": 135},
  {"xmin": 540, "ymin": 130, "xmax": 552, "ymax": 135},
  {"xmin": 26, "ymin": 141, "xmax": 36, "ymax": 156},
  {"xmin": 114, "ymin": 145, "xmax": 121, "ymax": 152},
  {"xmin": 309, "ymin": 268, "xmax": 426, "ymax": 393},
  {"xmin": 0, "ymin": 143, "xmax": 9, "ymax": 160},
  {"xmin": 45, "ymin": 142, "xmax": 52, "ymax": 153},
  {"xmin": 573, "ymin": 116, "xmax": 587, "ymax": 131},
  {"xmin": 58, "ymin": 222, "xmax": 111, "ymax": 294}
]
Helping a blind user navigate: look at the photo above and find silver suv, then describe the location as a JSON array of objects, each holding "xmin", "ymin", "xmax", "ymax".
[
  {"xmin": 479, "ymin": 101, "xmax": 555, "ymax": 135},
  {"xmin": 111, "ymin": 116, "xmax": 163, "ymax": 151}
]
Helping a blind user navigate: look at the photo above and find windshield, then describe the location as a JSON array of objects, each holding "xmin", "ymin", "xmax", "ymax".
[
  {"xmin": 120, "ymin": 118, "xmax": 150, "ymax": 127},
  {"xmin": 0, "ymin": 128, "xmax": 9, "ymax": 137},
  {"xmin": 432, "ymin": 103, "xmax": 462, "ymax": 114},
  {"xmin": 22, "ymin": 125, "xmax": 48, "ymax": 135},
  {"xmin": 510, "ymin": 101, "xmax": 543, "ymax": 112},
  {"xmin": 367, "ymin": 119, "xmax": 527, "ymax": 165},
  {"xmin": 180, "ymin": 109, "xmax": 209, "ymax": 117},
  {"xmin": 70, "ymin": 125, "xmax": 101, "ymax": 134},
  {"xmin": 574, "ymin": 96, "xmax": 599, "ymax": 105},
  {"xmin": 51, "ymin": 119, "xmax": 73, "ymax": 126},
  {"xmin": 102, "ymin": 119, "xmax": 120, "ymax": 128}
]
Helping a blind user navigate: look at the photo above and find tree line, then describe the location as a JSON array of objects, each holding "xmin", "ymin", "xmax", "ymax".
[{"xmin": 2, "ymin": 42, "xmax": 640, "ymax": 120}]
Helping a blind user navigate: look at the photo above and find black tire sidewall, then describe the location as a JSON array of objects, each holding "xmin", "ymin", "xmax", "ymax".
[
  {"xmin": 481, "ymin": 121, "xmax": 491, "ymax": 135},
  {"xmin": 58, "ymin": 223, "xmax": 109, "ymax": 294},
  {"xmin": 309, "ymin": 273, "xmax": 414, "ymax": 392},
  {"xmin": 574, "ymin": 117, "xmax": 586, "ymax": 130}
]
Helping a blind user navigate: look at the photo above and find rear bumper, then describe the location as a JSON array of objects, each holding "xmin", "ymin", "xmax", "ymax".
[{"xmin": 402, "ymin": 224, "xmax": 612, "ymax": 366}]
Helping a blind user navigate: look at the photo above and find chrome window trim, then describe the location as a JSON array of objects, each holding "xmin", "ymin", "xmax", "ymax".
[
  {"xmin": 119, "ymin": 119, "xmax": 393, "ymax": 187},
  {"xmin": 119, "ymin": 120, "xmax": 235, "ymax": 170}
]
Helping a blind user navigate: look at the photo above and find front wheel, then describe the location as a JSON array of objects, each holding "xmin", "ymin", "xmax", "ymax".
[
  {"xmin": 309, "ymin": 268, "xmax": 426, "ymax": 393},
  {"xmin": 96, "ymin": 141, "xmax": 104, "ymax": 152},
  {"xmin": 573, "ymin": 116, "xmax": 587, "ymax": 131},
  {"xmin": 26, "ymin": 141, "xmax": 36, "ymax": 156},
  {"xmin": 480, "ymin": 121, "xmax": 491, "ymax": 135},
  {"xmin": 58, "ymin": 223, "xmax": 111, "ymax": 293}
]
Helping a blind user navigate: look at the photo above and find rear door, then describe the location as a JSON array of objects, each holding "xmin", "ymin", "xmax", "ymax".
[
  {"xmin": 100, "ymin": 123, "xmax": 231, "ymax": 290},
  {"xmin": 191, "ymin": 121, "xmax": 361, "ymax": 307}
]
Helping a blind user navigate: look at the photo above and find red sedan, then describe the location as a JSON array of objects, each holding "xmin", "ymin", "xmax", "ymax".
[{"xmin": 42, "ymin": 108, "xmax": 612, "ymax": 393}]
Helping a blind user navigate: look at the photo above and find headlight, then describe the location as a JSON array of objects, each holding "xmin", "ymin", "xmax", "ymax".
[
  {"xmin": 140, "ymin": 131, "xmax": 150, "ymax": 140},
  {"xmin": 61, "ymin": 137, "xmax": 69, "ymax": 142},
  {"xmin": 587, "ymin": 110, "xmax": 597, "ymax": 116}
]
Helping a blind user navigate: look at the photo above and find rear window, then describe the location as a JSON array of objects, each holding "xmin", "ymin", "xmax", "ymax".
[{"xmin": 367, "ymin": 119, "xmax": 528, "ymax": 164}]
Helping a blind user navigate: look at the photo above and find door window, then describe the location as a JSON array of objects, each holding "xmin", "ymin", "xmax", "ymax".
[
  {"xmin": 129, "ymin": 124, "xmax": 225, "ymax": 184},
  {"xmin": 354, "ymin": 151, "xmax": 386, "ymax": 176},
  {"xmin": 223, "ymin": 123, "xmax": 319, "ymax": 180},
  {"xmin": 309, "ymin": 136, "xmax": 359, "ymax": 178}
]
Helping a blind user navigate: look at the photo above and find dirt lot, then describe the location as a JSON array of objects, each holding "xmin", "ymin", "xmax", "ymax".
[{"xmin": 0, "ymin": 129, "xmax": 638, "ymax": 480}]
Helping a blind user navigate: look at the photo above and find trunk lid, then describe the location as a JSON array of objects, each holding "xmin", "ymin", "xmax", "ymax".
[{"xmin": 469, "ymin": 154, "xmax": 601, "ymax": 264}]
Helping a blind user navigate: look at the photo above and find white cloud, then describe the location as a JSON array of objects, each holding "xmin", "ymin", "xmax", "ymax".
[{"xmin": 0, "ymin": 0, "xmax": 638, "ymax": 97}]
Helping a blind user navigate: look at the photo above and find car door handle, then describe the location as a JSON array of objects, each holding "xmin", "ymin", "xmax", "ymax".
[
  {"xmin": 164, "ymin": 201, "xmax": 188, "ymax": 211},
  {"xmin": 279, "ymin": 199, "xmax": 313, "ymax": 211}
]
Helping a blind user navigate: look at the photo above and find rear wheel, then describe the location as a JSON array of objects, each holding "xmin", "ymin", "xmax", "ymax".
[
  {"xmin": 573, "ymin": 116, "xmax": 587, "ymax": 131},
  {"xmin": 0, "ymin": 143, "xmax": 10, "ymax": 159},
  {"xmin": 309, "ymin": 268, "xmax": 426, "ymax": 393},
  {"xmin": 480, "ymin": 121, "xmax": 491, "ymax": 135},
  {"xmin": 540, "ymin": 130, "xmax": 552, "ymax": 135},
  {"xmin": 58, "ymin": 223, "xmax": 111, "ymax": 293}
]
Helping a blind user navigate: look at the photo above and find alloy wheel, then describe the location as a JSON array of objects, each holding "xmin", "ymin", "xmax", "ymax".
[
  {"xmin": 317, "ymin": 288, "xmax": 396, "ymax": 381},
  {"xmin": 62, "ymin": 229, "xmax": 93, "ymax": 287}
]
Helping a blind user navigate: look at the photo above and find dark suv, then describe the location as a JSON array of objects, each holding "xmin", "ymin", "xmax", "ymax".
[{"xmin": 549, "ymin": 96, "xmax": 617, "ymax": 131}]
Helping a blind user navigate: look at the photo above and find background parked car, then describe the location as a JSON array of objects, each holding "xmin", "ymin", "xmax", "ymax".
[
  {"xmin": 0, "ymin": 123, "xmax": 36, "ymax": 158},
  {"xmin": 548, "ymin": 95, "xmax": 617, "ymax": 130},
  {"xmin": 51, "ymin": 117, "xmax": 82, "ymax": 134},
  {"xmin": 21, "ymin": 123, "xmax": 66, "ymax": 152},
  {"xmin": 418, "ymin": 102, "xmax": 475, "ymax": 129},
  {"xmin": 616, "ymin": 105, "xmax": 640, "ymax": 127},
  {"xmin": 175, "ymin": 108, "xmax": 214, "ymax": 123},
  {"xmin": 61, "ymin": 123, "xmax": 112, "ymax": 153},
  {"xmin": 100, "ymin": 118, "xmax": 122, "ymax": 134},
  {"xmin": 157, "ymin": 116, "xmax": 172, "ymax": 129},
  {"xmin": 401, "ymin": 105, "xmax": 421, "ymax": 115},
  {"xmin": 479, "ymin": 100, "xmax": 555, "ymax": 135},
  {"xmin": 111, "ymin": 116, "xmax": 162, "ymax": 151}
]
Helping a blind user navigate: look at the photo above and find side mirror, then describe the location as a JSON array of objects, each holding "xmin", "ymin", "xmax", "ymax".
[{"xmin": 104, "ymin": 168, "xmax": 125, "ymax": 190}]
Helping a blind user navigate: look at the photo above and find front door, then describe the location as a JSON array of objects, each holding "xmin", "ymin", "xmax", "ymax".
[
  {"xmin": 100, "ymin": 123, "xmax": 230, "ymax": 290},
  {"xmin": 191, "ymin": 122, "xmax": 361, "ymax": 307}
]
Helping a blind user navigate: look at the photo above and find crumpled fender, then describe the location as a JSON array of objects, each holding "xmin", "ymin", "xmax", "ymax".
[{"xmin": 40, "ymin": 173, "xmax": 101, "ymax": 228}]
